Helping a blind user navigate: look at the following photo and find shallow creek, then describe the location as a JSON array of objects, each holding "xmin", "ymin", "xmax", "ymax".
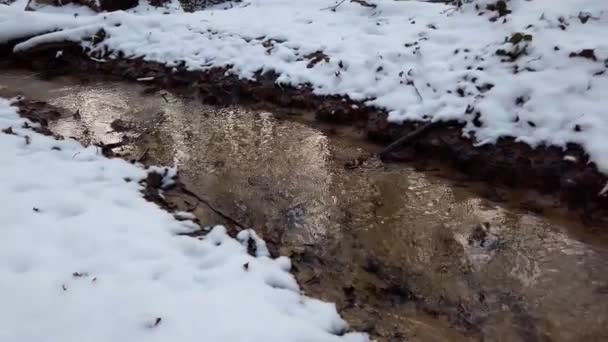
[{"xmin": 1, "ymin": 70, "xmax": 607, "ymax": 342}]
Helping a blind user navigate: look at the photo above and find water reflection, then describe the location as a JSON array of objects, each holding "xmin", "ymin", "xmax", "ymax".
[{"xmin": 1, "ymin": 70, "xmax": 607, "ymax": 342}]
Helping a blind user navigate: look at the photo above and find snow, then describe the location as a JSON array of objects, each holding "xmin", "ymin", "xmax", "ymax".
[
  {"xmin": 0, "ymin": 97, "xmax": 367, "ymax": 342},
  {"xmin": 7, "ymin": 0, "xmax": 28, "ymax": 10},
  {"xmin": 1, "ymin": 0, "xmax": 608, "ymax": 174}
]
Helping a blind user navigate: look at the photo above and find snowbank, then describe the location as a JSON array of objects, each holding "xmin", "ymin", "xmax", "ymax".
[
  {"xmin": 1, "ymin": 0, "xmax": 607, "ymax": 173},
  {"xmin": 0, "ymin": 97, "xmax": 367, "ymax": 342}
]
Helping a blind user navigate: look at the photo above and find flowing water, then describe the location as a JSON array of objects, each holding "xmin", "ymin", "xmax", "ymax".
[{"xmin": 1, "ymin": 70, "xmax": 607, "ymax": 342}]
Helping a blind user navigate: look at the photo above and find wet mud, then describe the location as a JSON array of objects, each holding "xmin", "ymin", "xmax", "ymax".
[{"xmin": 1, "ymin": 70, "xmax": 608, "ymax": 342}]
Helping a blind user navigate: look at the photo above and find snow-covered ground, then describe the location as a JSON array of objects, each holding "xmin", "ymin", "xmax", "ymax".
[
  {"xmin": 0, "ymin": 96, "xmax": 367, "ymax": 341},
  {"xmin": 0, "ymin": 0, "xmax": 607, "ymax": 174}
]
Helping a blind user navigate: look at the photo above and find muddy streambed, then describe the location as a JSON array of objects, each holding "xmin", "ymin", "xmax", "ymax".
[{"xmin": 1, "ymin": 70, "xmax": 607, "ymax": 342}]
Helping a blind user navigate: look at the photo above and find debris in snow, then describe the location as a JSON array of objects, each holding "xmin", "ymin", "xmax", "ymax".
[
  {"xmin": 321, "ymin": 0, "xmax": 346, "ymax": 12},
  {"xmin": 2, "ymin": 126, "xmax": 15, "ymax": 135},
  {"xmin": 72, "ymin": 272, "xmax": 90, "ymax": 278},
  {"xmin": 237, "ymin": 229, "xmax": 270, "ymax": 258},
  {"xmin": 569, "ymin": 49, "xmax": 598, "ymax": 62},
  {"xmin": 304, "ymin": 51, "xmax": 330, "ymax": 69},
  {"xmin": 147, "ymin": 317, "xmax": 162, "ymax": 328},
  {"xmin": 350, "ymin": 0, "xmax": 376, "ymax": 9},
  {"xmin": 485, "ymin": 0, "xmax": 512, "ymax": 19}
]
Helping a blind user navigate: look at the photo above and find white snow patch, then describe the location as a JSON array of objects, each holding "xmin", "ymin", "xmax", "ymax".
[
  {"xmin": 8, "ymin": 0, "xmax": 28, "ymax": 10},
  {"xmin": 0, "ymin": 97, "xmax": 367, "ymax": 342}
]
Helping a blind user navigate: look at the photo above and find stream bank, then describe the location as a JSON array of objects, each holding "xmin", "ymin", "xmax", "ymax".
[{"xmin": 1, "ymin": 70, "xmax": 607, "ymax": 341}]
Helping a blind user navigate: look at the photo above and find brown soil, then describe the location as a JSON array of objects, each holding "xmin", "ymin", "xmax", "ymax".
[{"xmin": 2, "ymin": 40, "xmax": 607, "ymax": 221}]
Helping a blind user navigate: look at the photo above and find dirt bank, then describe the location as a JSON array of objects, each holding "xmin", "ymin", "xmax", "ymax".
[{"xmin": 2, "ymin": 40, "xmax": 606, "ymax": 220}]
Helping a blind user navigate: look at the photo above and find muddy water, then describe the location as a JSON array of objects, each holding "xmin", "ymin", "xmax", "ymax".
[{"xmin": 1, "ymin": 70, "xmax": 607, "ymax": 342}]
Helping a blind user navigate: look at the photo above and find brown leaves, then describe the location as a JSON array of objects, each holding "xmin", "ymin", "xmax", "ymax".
[
  {"xmin": 496, "ymin": 44, "xmax": 528, "ymax": 62},
  {"xmin": 2, "ymin": 127, "xmax": 15, "ymax": 135},
  {"xmin": 486, "ymin": 0, "xmax": 511, "ymax": 18},
  {"xmin": 508, "ymin": 32, "xmax": 532, "ymax": 45},
  {"xmin": 569, "ymin": 49, "xmax": 597, "ymax": 62},
  {"xmin": 304, "ymin": 51, "xmax": 330, "ymax": 69}
]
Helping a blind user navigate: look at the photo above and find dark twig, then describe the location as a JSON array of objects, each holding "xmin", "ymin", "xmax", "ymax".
[
  {"xmin": 179, "ymin": 186, "xmax": 246, "ymax": 229},
  {"xmin": 351, "ymin": 0, "xmax": 377, "ymax": 9},
  {"xmin": 406, "ymin": 79, "xmax": 423, "ymax": 102},
  {"xmin": 321, "ymin": 0, "xmax": 346, "ymax": 11},
  {"xmin": 136, "ymin": 147, "xmax": 149, "ymax": 163},
  {"xmin": 379, "ymin": 121, "xmax": 437, "ymax": 158},
  {"xmin": 161, "ymin": 93, "xmax": 169, "ymax": 103}
]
